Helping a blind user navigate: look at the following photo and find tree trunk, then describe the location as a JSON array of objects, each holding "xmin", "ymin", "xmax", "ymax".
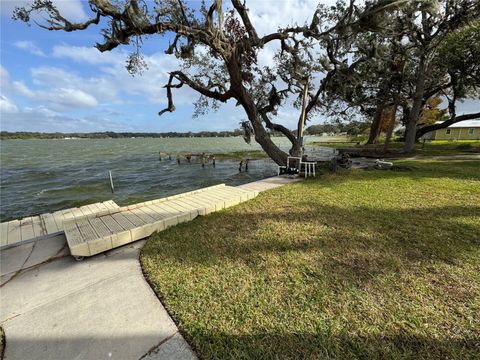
[
  {"xmin": 291, "ymin": 78, "xmax": 309, "ymax": 157},
  {"xmin": 251, "ymin": 116, "xmax": 288, "ymax": 165},
  {"xmin": 366, "ymin": 104, "xmax": 385, "ymax": 144},
  {"xmin": 228, "ymin": 56, "xmax": 289, "ymax": 166},
  {"xmin": 382, "ymin": 104, "xmax": 398, "ymax": 152},
  {"xmin": 289, "ymin": 139, "xmax": 303, "ymax": 157},
  {"xmin": 403, "ymin": 57, "xmax": 427, "ymax": 153},
  {"xmin": 241, "ymin": 95, "xmax": 288, "ymax": 165}
]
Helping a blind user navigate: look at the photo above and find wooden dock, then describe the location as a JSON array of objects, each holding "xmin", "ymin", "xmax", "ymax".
[
  {"xmin": 64, "ymin": 184, "xmax": 258, "ymax": 258},
  {"xmin": 0, "ymin": 200, "xmax": 119, "ymax": 249}
]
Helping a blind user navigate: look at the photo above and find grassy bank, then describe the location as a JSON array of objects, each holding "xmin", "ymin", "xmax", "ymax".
[
  {"xmin": 141, "ymin": 160, "xmax": 480, "ymax": 359},
  {"xmin": 309, "ymin": 139, "xmax": 480, "ymax": 156}
]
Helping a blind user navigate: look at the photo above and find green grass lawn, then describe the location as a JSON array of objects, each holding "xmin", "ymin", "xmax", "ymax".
[
  {"xmin": 309, "ymin": 139, "xmax": 480, "ymax": 157},
  {"xmin": 141, "ymin": 160, "xmax": 480, "ymax": 359}
]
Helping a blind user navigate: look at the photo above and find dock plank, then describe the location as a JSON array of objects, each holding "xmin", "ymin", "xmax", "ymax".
[
  {"xmin": 79, "ymin": 205, "xmax": 96, "ymax": 217},
  {"xmin": 183, "ymin": 195, "xmax": 218, "ymax": 214},
  {"xmin": 121, "ymin": 210, "xmax": 147, "ymax": 227},
  {"xmin": 191, "ymin": 193, "xmax": 225, "ymax": 212},
  {"xmin": 41, "ymin": 213, "xmax": 59, "ymax": 234},
  {"xmin": 147, "ymin": 204, "xmax": 179, "ymax": 227},
  {"xmin": 6, "ymin": 220, "xmax": 21, "ymax": 245},
  {"xmin": 32, "ymin": 216, "xmax": 46, "ymax": 238},
  {"xmin": 64, "ymin": 220, "xmax": 90, "ymax": 256},
  {"xmin": 88, "ymin": 217, "xmax": 113, "ymax": 237},
  {"xmin": 168, "ymin": 199, "xmax": 200, "ymax": 220},
  {"xmin": 177, "ymin": 198, "xmax": 208, "ymax": 216},
  {"xmin": 111, "ymin": 213, "xmax": 136, "ymax": 231},
  {"xmin": 52, "ymin": 211, "xmax": 66, "ymax": 231},
  {"xmin": 20, "ymin": 217, "xmax": 35, "ymax": 241},
  {"xmin": 101, "ymin": 215, "xmax": 127, "ymax": 234},
  {"xmin": 76, "ymin": 219, "xmax": 100, "ymax": 242},
  {"xmin": 148, "ymin": 203, "xmax": 178, "ymax": 217},
  {"xmin": 141, "ymin": 205, "xmax": 172, "ymax": 221},
  {"xmin": 103, "ymin": 200, "xmax": 118, "ymax": 210},
  {"xmin": 1, "ymin": 222, "xmax": 8, "ymax": 246},
  {"xmin": 63, "ymin": 221, "xmax": 83, "ymax": 246}
]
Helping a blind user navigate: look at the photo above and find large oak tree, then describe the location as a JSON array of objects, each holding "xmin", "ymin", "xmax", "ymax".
[{"xmin": 13, "ymin": 0, "xmax": 396, "ymax": 164}]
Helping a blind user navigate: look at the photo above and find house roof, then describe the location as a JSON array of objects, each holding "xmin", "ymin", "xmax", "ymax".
[{"xmin": 447, "ymin": 120, "xmax": 480, "ymax": 128}]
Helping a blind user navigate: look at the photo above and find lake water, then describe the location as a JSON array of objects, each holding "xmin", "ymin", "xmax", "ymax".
[{"xmin": 0, "ymin": 136, "xmax": 333, "ymax": 221}]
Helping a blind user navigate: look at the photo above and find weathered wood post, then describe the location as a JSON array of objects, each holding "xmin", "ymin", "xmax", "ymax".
[{"xmin": 109, "ymin": 170, "xmax": 115, "ymax": 193}]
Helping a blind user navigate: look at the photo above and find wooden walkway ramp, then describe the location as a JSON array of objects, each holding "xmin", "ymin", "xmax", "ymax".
[
  {"xmin": 0, "ymin": 200, "xmax": 119, "ymax": 249},
  {"xmin": 64, "ymin": 184, "xmax": 258, "ymax": 258}
]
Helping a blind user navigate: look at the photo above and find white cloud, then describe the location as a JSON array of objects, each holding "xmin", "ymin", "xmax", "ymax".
[
  {"xmin": 51, "ymin": 46, "xmax": 191, "ymax": 105},
  {"xmin": 12, "ymin": 80, "xmax": 34, "ymax": 97},
  {"xmin": 52, "ymin": 45, "xmax": 123, "ymax": 65},
  {"xmin": 0, "ymin": 95, "xmax": 18, "ymax": 113},
  {"xmin": 244, "ymin": 0, "xmax": 335, "ymax": 36},
  {"xmin": 46, "ymin": 88, "xmax": 98, "ymax": 109},
  {"xmin": 4, "ymin": 66, "xmax": 99, "ymax": 111},
  {"xmin": 14, "ymin": 40, "xmax": 45, "ymax": 56},
  {"xmin": 1, "ymin": 106, "xmax": 135, "ymax": 132}
]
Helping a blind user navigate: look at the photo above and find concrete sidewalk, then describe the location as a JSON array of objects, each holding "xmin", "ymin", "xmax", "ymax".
[{"xmin": 0, "ymin": 235, "xmax": 196, "ymax": 360}]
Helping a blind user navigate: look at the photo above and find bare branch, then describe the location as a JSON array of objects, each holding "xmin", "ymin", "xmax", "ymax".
[
  {"xmin": 170, "ymin": 71, "xmax": 233, "ymax": 102},
  {"xmin": 158, "ymin": 74, "xmax": 183, "ymax": 116},
  {"xmin": 159, "ymin": 70, "xmax": 233, "ymax": 117}
]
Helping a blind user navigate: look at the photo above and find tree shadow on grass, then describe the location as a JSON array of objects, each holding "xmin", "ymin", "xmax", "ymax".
[
  {"xmin": 2, "ymin": 331, "xmax": 477, "ymax": 360},
  {"xmin": 141, "ymin": 202, "xmax": 479, "ymax": 360},
  {"xmin": 144, "ymin": 204, "xmax": 480, "ymax": 274},
  {"xmin": 311, "ymin": 159, "xmax": 480, "ymax": 185},
  {"xmin": 190, "ymin": 331, "xmax": 480, "ymax": 360}
]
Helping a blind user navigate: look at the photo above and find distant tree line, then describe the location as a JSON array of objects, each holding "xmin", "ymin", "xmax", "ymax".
[
  {"xmin": 0, "ymin": 130, "xmax": 249, "ymax": 140},
  {"xmin": 3, "ymin": 124, "xmax": 367, "ymax": 140}
]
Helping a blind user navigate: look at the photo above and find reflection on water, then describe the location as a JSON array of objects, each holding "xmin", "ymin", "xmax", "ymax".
[{"xmin": 0, "ymin": 137, "xmax": 334, "ymax": 221}]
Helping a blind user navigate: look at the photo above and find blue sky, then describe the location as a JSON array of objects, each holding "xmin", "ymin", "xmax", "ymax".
[
  {"xmin": 1, "ymin": 0, "xmax": 478, "ymax": 133},
  {"xmin": 1, "ymin": 0, "xmax": 322, "ymax": 133}
]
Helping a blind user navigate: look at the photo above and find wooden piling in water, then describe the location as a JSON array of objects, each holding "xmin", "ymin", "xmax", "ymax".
[{"xmin": 109, "ymin": 170, "xmax": 115, "ymax": 193}]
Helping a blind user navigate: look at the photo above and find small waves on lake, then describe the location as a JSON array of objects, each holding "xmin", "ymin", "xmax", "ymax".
[{"xmin": 0, "ymin": 137, "xmax": 332, "ymax": 221}]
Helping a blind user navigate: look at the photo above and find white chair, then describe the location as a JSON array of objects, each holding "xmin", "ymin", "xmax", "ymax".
[{"xmin": 301, "ymin": 161, "xmax": 316, "ymax": 178}]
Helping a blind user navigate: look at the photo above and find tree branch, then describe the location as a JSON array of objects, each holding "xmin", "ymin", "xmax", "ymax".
[
  {"xmin": 159, "ymin": 70, "xmax": 233, "ymax": 116},
  {"xmin": 158, "ymin": 73, "xmax": 183, "ymax": 116},
  {"xmin": 170, "ymin": 71, "xmax": 233, "ymax": 101},
  {"xmin": 260, "ymin": 113, "xmax": 297, "ymax": 145},
  {"xmin": 416, "ymin": 112, "xmax": 480, "ymax": 138},
  {"xmin": 231, "ymin": 0, "xmax": 258, "ymax": 40}
]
